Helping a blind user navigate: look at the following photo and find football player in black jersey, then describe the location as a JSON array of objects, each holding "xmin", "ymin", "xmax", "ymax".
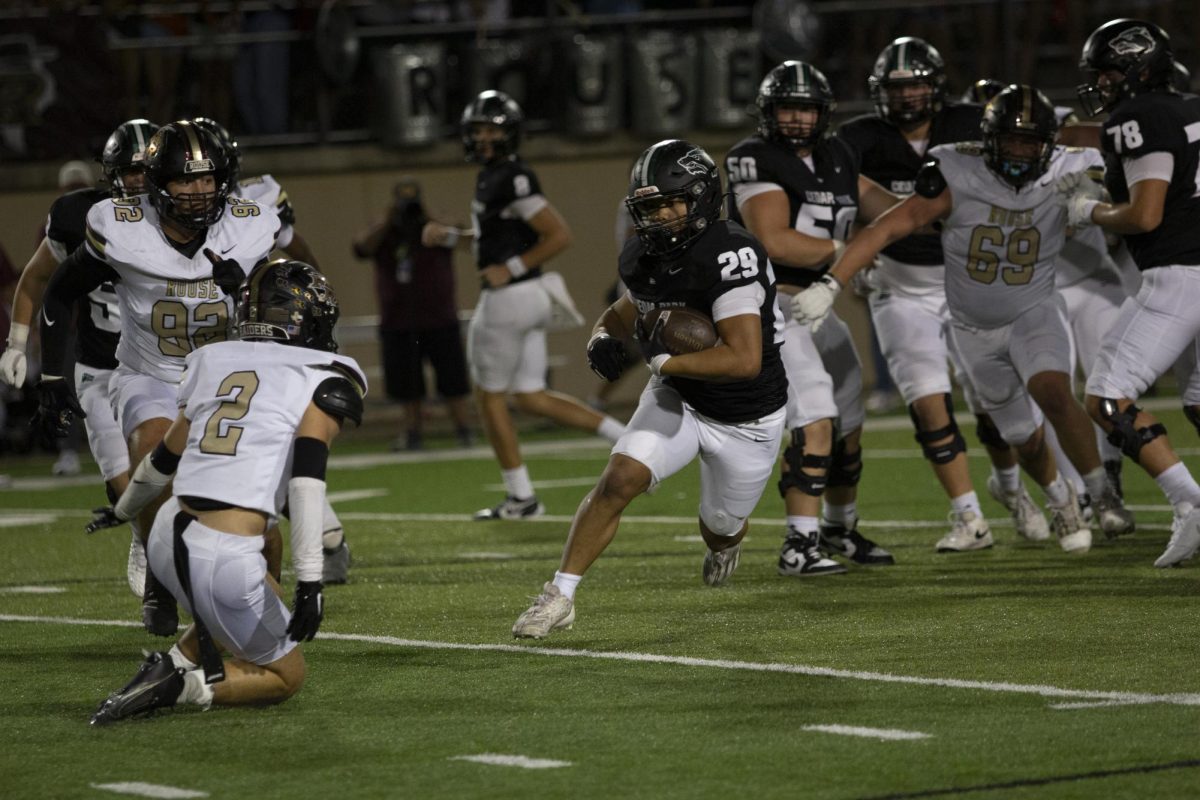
[
  {"xmin": 1, "ymin": 118, "xmax": 158, "ymax": 598},
  {"xmin": 726, "ymin": 60, "xmax": 903, "ymax": 575},
  {"xmin": 512, "ymin": 140, "xmax": 788, "ymax": 639},
  {"xmin": 1063, "ymin": 19, "xmax": 1200, "ymax": 566},
  {"xmin": 836, "ymin": 37, "xmax": 1033, "ymax": 552},
  {"xmin": 423, "ymin": 90, "xmax": 626, "ymax": 521}
]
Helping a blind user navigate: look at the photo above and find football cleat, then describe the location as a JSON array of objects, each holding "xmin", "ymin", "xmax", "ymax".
[
  {"xmin": 702, "ymin": 542, "xmax": 741, "ymax": 587},
  {"xmin": 1048, "ymin": 485, "xmax": 1091, "ymax": 553},
  {"xmin": 778, "ymin": 529, "xmax": 848, "ymax": 576},
  {"xmin": 1155, "ymin": 506, "xmax": 1200, "ymax": 568},
  {"xmin": 90, "ymin": 651, "xmax": 186, "ymax": 726},
  {"xmin": 512, "ymin": 582, "xmax": 575, "ymax": 639},
  {"xmin": 1092, "ymin": 486, "xmax": 1135, "ymax": 539},
  {"xmin": 126, "ymin": 531, "xmax": 147, "ymax": 598},
  {"xmin": 819, "ymin": 520, "xmax": 895, "ymax": 565},
  {"xmin": 1103, "ymin": 458, "xmax": 1124, "ymax": 502},
  {"xmin": 473, "ymin": 495, "xmax": 545, "ymax": 521},
  {"xmin": 935, "ymin": 510, "xmax": 994, "ymax": 552},
  {"xmin": 322, "ymin": 540, "xmax": 351, "ymax": 585},
  {"xmin": 986, "ymin": 475, "xmax": 1050, "ymax": 542},
  {"xmin": 141, "ymin": 571, "xmax": 179, "ymax": 638}
]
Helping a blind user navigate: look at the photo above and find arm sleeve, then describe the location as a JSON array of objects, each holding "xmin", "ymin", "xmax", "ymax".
[{"xmin": 40, "ymin": 246, "xmax": 117, "ymax": 376}]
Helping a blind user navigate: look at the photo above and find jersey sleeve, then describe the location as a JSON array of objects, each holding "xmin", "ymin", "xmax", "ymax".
[
  {"xmin": 697, "ymin": 225, "xmax": 772, "ymax": 309},
  {"xmin": 504, "ymin": 163, "xmax": 546, "ymax": 220},
  {"xmin": 178, "ymin": 350, "xmax": 206, "ymax": 418}
]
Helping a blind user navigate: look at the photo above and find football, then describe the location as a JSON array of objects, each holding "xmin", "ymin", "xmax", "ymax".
[{"xmin": 639, "ymin": 307, "xmax": 719, "ymax": 356}]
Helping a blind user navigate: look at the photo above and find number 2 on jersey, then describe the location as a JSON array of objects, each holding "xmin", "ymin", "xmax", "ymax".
[{"xmin": 199, "ymin": 371, "xmax": 261, "ymax": 456}]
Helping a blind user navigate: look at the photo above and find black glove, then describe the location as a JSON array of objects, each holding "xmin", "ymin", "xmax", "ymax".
[
  {"xmin": 85, "ymin": 506, "xmax": 128, "ymax": 535},
  {"xmin": 32, "ymin": 377, "xmax": 86, "ymax": 443},
  {"xmin": 587, "ymin": 332, "xmax": 627, "ymax": 382},
  {"xmin": 286, "ymin": 580, "xmax": 324, "ymax": 642},
  {"xmin": 203, "ymin": 248, "xmax": 246, "ymax": 296}
]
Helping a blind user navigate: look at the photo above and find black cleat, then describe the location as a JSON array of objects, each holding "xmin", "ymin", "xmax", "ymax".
[
  {"xmin": 819, "ymin": 522, "xmax": 896, "ymax": 565},
  {"xmin": 90, "ymin": 651, "xmax": 185, "ymax": 726},
  {"xmin": 322, "ymin": 539, "xmax": 351, "ymax": 585},
  {"xmin": 142, "ymin": 570, "xmax": 178, "ymax": 637}
]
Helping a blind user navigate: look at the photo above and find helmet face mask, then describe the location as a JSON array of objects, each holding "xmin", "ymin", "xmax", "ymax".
[
  {"xmin": 757, "ymin": 61, "xmax": 836, "ymax": 150},
  {"xmin": 461, "ymin": 91, "xmax": 523, "ymax": 164},
  {"xmin": 143, "ymin": 121, "xmax": 232, "ymax": 232},
  {"xmin": 981, "ymin": 85, "xmax": 1058, "ymax": 189},
  {"xmin": 625, "ymin": 140, "xmax": 723, "ymax": 258},
  {"xmin": 1077, "ymin": 19, "xmax": 1174, "ymax": 116},
  {"xmin": 100, "ymin": 119, "xmax": 159, "ymax": 199},
  {"xmin": 237, "ymin": 259, "xmax": 340, "ymax": 353},
  {"xmin": 869, "ymin": 37, "xmax": 946, "ymax": 125}
]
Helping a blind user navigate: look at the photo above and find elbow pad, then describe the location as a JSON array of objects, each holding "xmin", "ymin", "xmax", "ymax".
[{"xmin": 915, "ymin": 158, "xmax": 947, "ymax": 199}]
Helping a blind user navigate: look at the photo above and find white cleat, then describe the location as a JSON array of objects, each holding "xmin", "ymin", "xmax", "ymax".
[
  {"xmin": 512, "ymin": 582, "xmax": 575, "ymax": 639},
  {"xmin": 702, "ymin": 542, "xmax": 742, "ymax": 586},
  {"xmin": 778, "ymin": 529, "xmax": 847, "ymax": 576},
  {"xmin": 1155, "ymin": 506, "xmax": 1200, "ymax": 568},
  {"xmin": 1092, "ymin": 486, "xmax": 1136, "ymax": 539},
  {"xmin": 1049, "ymin": 485, "xmax": 1091, "ymax": 553},
  {"xmin": 935, "ymin": 510, "xmax": 994, "ymax": 552},
  {"xmin": 474, "ymin": 495, "xmax": 545, "ymax": 521},
  {"xmin": 126, "ymin": 532, "xmax": 147, "ymax": 598},
  {"xmin": 986, "ymin": 475, "xmax": 1050, "ymax": 542}
]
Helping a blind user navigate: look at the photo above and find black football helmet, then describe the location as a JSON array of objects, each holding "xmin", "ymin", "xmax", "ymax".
[
  {"xmin": 1077, "ymin": 19, "xmax": 1174, "ymax": 116},
  {"xmin": 192, "ymin": 116, "xmax": 242, "ymax": 186},
  {"xmin": 461, "ymin": 90, "xmax": 523, "ymax": 164},
  {"xmin": 869, "ymin": 37, "xmax": 946, "ymax": 125},
  {"xmin": 981, "ymin": 85, "xmax": 1058, "ymax": 189},
  {"xmin": 756, "ymin": 60, "xmax": 836, "ymax": 150},
  {"xmin": 961, "ymin": 78, "xmax": 1004, "ymax": 105},
  {"xmin": 143, "ymin": 120, "xmax": 232, "ymax": 232},
  {"xmin": 625, "ymin": 139, "xmax": 723, "ymax": 258},
  {"xmin": 100, "ymin": 119, "xmax": 159, "ymax": 198},
  {"xmin": 237, "ymin": 259, "xmax": 340, "ymax": 352}
]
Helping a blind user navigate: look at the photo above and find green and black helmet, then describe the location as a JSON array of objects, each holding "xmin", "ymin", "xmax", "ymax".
[
  {"xmin": 625, "ymin": 139, "xmax": 723, "ymax": 258},
  {"xmin": 869, "ymin": 37, "xmax": 946, "ymax": 124},
  {"xmin": 756, "ymin": 60, "xmax": 836, "ymax": 150},
  {"xmin": 100, "ymin": 118, "xmax": 159, "ymax": 198}
]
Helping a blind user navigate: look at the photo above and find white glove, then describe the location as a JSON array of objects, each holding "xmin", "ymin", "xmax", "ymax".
[
  {"xmin": 1055, "ymin": 172, "xmax": 1104, "ymax": 228},
  {"xmin": 791, "ymin": 274, "xmax": 841, "ymax": 332},
  {"xmin": 1, "ymin": 323, "xmax": 29, "ymax": 387},
  {"xmin": 1065, "ymin": 192, "xmax": 1101, "ymax": 228},
  {"xmin": 1053, "ymin": 171, "xmax": 1101, "ymax": 199}
]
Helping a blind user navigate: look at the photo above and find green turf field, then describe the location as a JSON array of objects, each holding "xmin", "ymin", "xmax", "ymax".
[{"xmin": 2, "ymin": 405, "xmax": 1198, "ymax": 799}]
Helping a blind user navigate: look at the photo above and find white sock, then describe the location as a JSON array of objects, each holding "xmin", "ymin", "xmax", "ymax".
[
  {"xmin": 502, "ymin": 466, "xmax": 535, "ymax": 500},
  {"xmin": 1155, "ymin": 461, "xmax": 1200, "ymax": 513},
  {"xmin": 168, "ymin": 643, "xmax": 198, "ymax": 672},
  {"xmin": 993, "ymin": 465, "xmax": 1021, "ymax": 494},
  {"xmin": 1042, "ymin": 473, "xmax": 1070, "ymax": 507},
  {"xmin": 1043, "ymin": 422, "xmax": 1085, "ymax": 494},
  {"xmin": 552, "ymin": 571, "xmax": 582, "ymax": 600},
  {"xmin": 597, "ymin": 416, "xmax": 625, "ymax": 443},
  {"xmin": 950, "ymin": 491, "xmax": 981, "ymax": 516},
  {"xmin": 822, "ymin": 502, "xmax": 856, "ymax": 526},
  {"xmin": 322, "ymin": 500, "xmax": 344, "ymax": 549},
  {"xmin": 1081, "ymin": 467, "xmax": 1109, "ymax": 500},
  {"xmin": 786, "ymin": 515, "xmax": 819, "ymax": 535},
  {"xmin": 179, "ymin": 669, "xmax": 214, "ymax": 709}
]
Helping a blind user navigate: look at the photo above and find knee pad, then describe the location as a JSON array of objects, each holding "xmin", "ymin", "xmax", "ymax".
[
  {"xmin": 699, "ymin": 504, "xmax": 744, "ymax": 537},
  {"xmin": 1099, "ymin": 399, "xmax": 1166, "ymax": 463},
  {"xmin": 1185, "ymin": 405, "xmax": 1200, "ymax": 437},
  {"xmin": 974, "ymin": 413, "xmax": 1008, "ymax": 450},
  {"xmin": 828, "ymin": 438, "xmax": 863, "ymax": 488},
  {"xmin": 777, "ymin": 427, "xmax": 832, "ymax": 498},
  {"xmin": 908, "ymin": 394, "xmax": 967, "ymax": 465}
]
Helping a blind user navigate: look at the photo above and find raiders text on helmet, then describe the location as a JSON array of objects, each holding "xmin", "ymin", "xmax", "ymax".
[
  {"xmin": 756, "ymin": 60, "xmax": 836, "ymax": 150},
  {"xmin": 869, "ymin": 37, "xmax": 947, "ymax": 125},
  {"xmin": 1077, "ymin": 19, "xmax": 1174, "ymax": 116},
  {"xmin": 237, "ymin": 259, "xmax": 340, "ymax": 352},
  {"xmin": 981, "ymin": 85, "xmax": 1058, "ymax": 189},
  {"xmin": 625, "ymin": 139, "xmax": 723, "ymax": 258},
  {"xmin": 461, "ymin": 90, "xmax": 524, "ymax": 164},
  {"xmin": 100, "ymin": 119, "xmax": 159, "ymax": 199},
  {"xmin": 143, "ymin": 120, "xmax": 232, "ymax": 232}
]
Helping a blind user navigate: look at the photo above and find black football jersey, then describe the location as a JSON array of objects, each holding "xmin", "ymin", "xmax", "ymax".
[
  {"xmin": 45, "ymin": 187, "xmax": 120, "ymax": 370},
  {"xmin": 835, "ymin": 103, "xmax": 983, "ymax": 265},
  {"xmin": 472, "ymin": 156, "xmax": 542, "ymax": 280},
  {"xmin": 619, "ymin": 220, "xmax": 787, "ymax": 423},
  {"xmin": 1100, "ymin": 90, "xmax": 1200, "ymax": 270},
  {"xmin": 724, "ymin": 134, "xmax": 861, "ymax": 289}
]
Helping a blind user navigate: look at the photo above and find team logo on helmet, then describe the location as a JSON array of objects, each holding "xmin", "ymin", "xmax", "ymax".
[
  {"xmin": 1110, "ymin": 26, "xmax": 1157, "ymax": 57},
  {"xmin": 185, "ymin": 158, "xmax": 214, "ymax": 173},
  {"xmin": 677, "ymin": 148, "xmax": 711, "ymax": 176}
]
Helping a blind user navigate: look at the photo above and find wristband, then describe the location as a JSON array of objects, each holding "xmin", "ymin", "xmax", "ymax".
[
  {"xmin": 6, "ymin": 322, "xmax": 29, "ymax": 352},
  {"xmin": 1082, "ymin": 199, "xmax": 1100, "ymax": 224},
  {"xmin": 649, "ymin": 353, "xmax": 672, "ymax": 376},
  {"xmin": 505, "ymin": 255, "xmax": 528, "ymax": 278},
  {"xmin": 443, "ymin": 229, "xmax": 460, "ymax": 248}
]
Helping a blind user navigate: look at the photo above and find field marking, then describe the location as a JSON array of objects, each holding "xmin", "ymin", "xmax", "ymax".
[
  {"xmin": 1049, "ymin": 698, "xmax": 1157, "ymax": 710},
  {"xmin": 458, "ymin": 552, "xmax": 517, "ymax": 560},
  {"xmin": 90, "ymin": 782, "xmax": 208, "ymax": 799},
  {"xmin": 0, "ymin": 585, "xmax": 65, "ymax": 594},
  {"xmin": 484, "ymin": 477, "xmax": 598, "ymax": 491},
  {"xmin": 4, "ymin": 614, "xmax": 1199, "ymax": 708},
  {"xmin": 0, "ymin": 475, "xmax": 96, "ymax": 492},
  {"xmin": 326, "ymin": 488, "xmax": 389, "ymax": 504},
  {"xmin": 449, "ymin": 754, "xmax": 571, "ymax": 769},
  {"xmin": 0, "ymin": 514, "xmax": 57, "ymax": 528},
  {"xmin": 802, "ymin": 724, "xmax": 930, "ymax": 741}
]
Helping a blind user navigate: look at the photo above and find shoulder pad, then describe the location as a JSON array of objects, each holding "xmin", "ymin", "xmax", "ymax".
[
  {"xmin": 915, "ymin": 158, "xmax": 947, "ymax": 199},
  {"xmin": 314, "ymin": 375, "xmax": 364, "ymax": 427}
]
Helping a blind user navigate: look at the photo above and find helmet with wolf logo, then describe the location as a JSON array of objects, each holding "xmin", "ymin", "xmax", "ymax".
[
  {"xmin": 1078, "ymin": 19, "xmax": 1174, "ymax": 115},
  {"xmin": 624, "ymin": 140, "xmax": 723, "ymax": 258}
]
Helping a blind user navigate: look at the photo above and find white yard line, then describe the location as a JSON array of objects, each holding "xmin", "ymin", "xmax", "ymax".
[
  {"xmin": 90, "ymin": 782, "xmax": 208, "ymax": 799},
  {"xmin": 801, "ymin": 724, "xmax": 930, "ymax": 741},
  {"xmin": 449, "ymin": 754, "xmax": 571, "ymax": 769},
  {"xmin": 325, "ymin": 489, "xmax": 389, "ymax": 504},
  {"xmin": 0, "ymin": 586, "xmax": 64, "ymax": 594},
  {"xmin": 458, "ymin": 552, "xmax": 517, "ymax": 560},
  {"xmin": 4, "ymin": 614, "xmax": 1198, "ymax": 708},
  {"xmin": 0, "ymin": 514, "xmax": 57, "ymax": 528},
  {"xmin": 483, "ymin": 477, "xmax": 598, "ymax": 491}
]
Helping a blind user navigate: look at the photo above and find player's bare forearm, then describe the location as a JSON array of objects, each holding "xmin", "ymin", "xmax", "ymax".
[
  {"xmin": 659, "ymin": 314, "xmax": 761, "ymax": 382},
  {"xmin": 522, "ymin": 204, "xmax": 573, "ymax": 268},
  {"xmin": 281, "ymin": 231, "xmax": 320, "ymax": 271},
  {"xmin": 741, "ymin": 190, "xmax": 835, "ymax": 269},
  {"xmin": 1091, "ymin": 179, "xmax": 1167, "ymax": 234},
  {"xmin": 830, "ymin": 192, "xmax": 948, "ymax": 285},
  {"xmin": 595, "ymin": 294, "xmax": 636, "ymax": 338},
  {"xmin": 11, "ymin": 239, "xmax": 59, "ymax": 328}
]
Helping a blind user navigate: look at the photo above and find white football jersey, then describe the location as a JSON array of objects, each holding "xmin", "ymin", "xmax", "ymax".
[
  {"xmin": 936, "ymin": 142, "xmax": 1101, "ymax": 327},
  {"xmin": 235, "ymin": 174, "xmax": 295, "ymax": 249},
  {"xmin": 83, "ymin": 194, "xmax": 279, "ymax": 382},
  {"xmin": 173, "ymin": 341, "xmax": 367, "ymax": 516}
]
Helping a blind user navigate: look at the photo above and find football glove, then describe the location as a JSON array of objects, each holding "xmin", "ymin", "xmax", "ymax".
[
  {"xmin": 85, "ymin": 506, "xmax": 128, "ymax": 535},
  {"xmin": 0, "ymin": 348, "xmax": 26, "ymax": 388},
  {"xmin": 791, "ymin": 274, "xmax": 841, "ymax": 332},
  {"xmin": 1055, "ymin": 172, "xmax": 1104, "ymax": 228},
  {"xmin": 286, "ymin": 580, "xmax": 324, "ymax": 642},
  {"xmin": 586, "ymin": 332, "xmax": 627, "ymax": 382},
  {"xmin": 203, "ymin": 248, "xmax": 246, "ymax": 296},
  {"xmin": 32, "ymin": 376, "xmax": 86, "ymax": 442}
]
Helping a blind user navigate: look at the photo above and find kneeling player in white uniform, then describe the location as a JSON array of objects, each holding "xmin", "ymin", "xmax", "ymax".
[
  {"xmin": 513, "ymin": 140, "xmax": 788, "ymax": 639},
  {"xmin": 796, "ymin": 86, "xmax": 1134, "ymax": 552},
  {"xmin": 84, "ymin": 260, "xmax": 365, "ymax": 724}
]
